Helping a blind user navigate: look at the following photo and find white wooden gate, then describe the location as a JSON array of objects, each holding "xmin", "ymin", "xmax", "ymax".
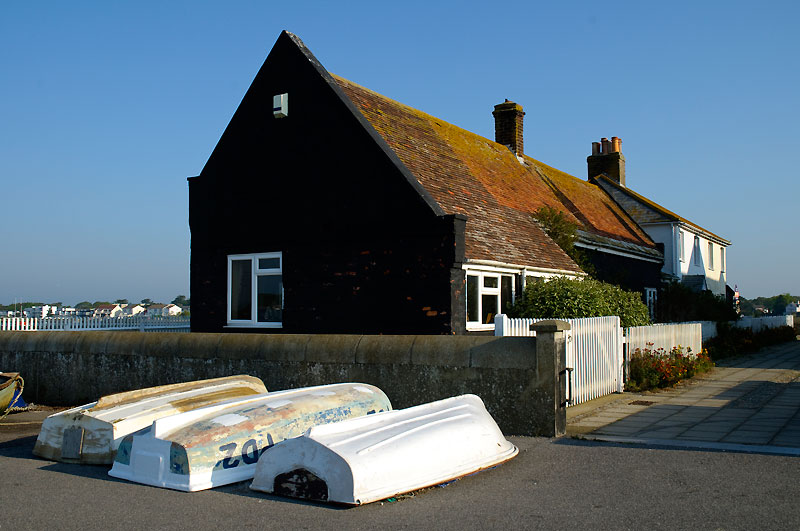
[{"xmin": 495, "ymin": 315, "xmax": 623, "ymax": 406}]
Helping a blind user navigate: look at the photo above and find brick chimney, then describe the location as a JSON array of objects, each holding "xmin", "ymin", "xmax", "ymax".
[
  {"xmin": 587, "ymin": 136, "xmax": 625, "ymax": 186},
  {"xmin": 493, "ymin": 100, "xmax": 525, "ymax": 157}
]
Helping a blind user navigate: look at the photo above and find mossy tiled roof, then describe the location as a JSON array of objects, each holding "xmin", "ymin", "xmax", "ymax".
[
  {"xmin": 334, "ymin": 75, "xmax": 659, "ymax": 272},
  {"xmin": 593, "ymin": 175, "xmax": 730, "ymax": 245}
]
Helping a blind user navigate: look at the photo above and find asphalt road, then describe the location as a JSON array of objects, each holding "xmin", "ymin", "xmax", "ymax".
[{"xmin": 1, "ymin": 416, "xmax": 799, "ymax": 531}]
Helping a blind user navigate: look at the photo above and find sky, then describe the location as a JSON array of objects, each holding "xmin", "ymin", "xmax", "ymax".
[{"xmin": 2, "ymin": 0, "xmax": 798, "ymax": 306}]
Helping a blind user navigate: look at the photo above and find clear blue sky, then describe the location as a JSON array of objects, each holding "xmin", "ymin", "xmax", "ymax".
[{"xmin": 2, "ymin": 1, "xmax": 798, "ymax": 305}]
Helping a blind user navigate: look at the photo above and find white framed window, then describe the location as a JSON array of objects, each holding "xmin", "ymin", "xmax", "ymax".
[
  {"xmin": 693, "ymin": 236, "xmax": 700, "ymax": 266},
  {"xmin": 721, "ymin": 247, "xmax": 725, "ymax": 272},
  {"xmin": 466, "ymin": 270, "xmax": 514, "ymax": 330},
  {"xmin": 679, "ymin": 231, "xmax": 685, "ymax": 262},
  {"xmin": 644, "ymin": 287, "xmax": 657, "ymax": 321},
  {"xmin": 227, "ymin": 252, "xmax": 283, "ymax": 328},
  {"xmin": 708, "ymin": 242, "xmax": 714, "ymax": 270}
]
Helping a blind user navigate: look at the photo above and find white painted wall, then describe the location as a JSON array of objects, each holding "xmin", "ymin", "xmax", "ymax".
[{"xmin": 642, "ymin": 223, "xmax": 728, "ymax": 297}]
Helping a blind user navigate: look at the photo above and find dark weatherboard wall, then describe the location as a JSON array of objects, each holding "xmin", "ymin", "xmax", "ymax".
[{"xmin": 189, "ymin": 32, "xmax": 466, "ymax": 334}]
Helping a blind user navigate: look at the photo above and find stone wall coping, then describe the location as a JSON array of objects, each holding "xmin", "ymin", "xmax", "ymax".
[{"xmin": 0, "ymin": 331, "xmax": 536, "ymax": 369}]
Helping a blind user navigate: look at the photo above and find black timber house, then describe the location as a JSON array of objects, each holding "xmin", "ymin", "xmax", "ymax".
[{"xmin": 189, "ymin": 31, "xmax": 664, "ymax": 335}]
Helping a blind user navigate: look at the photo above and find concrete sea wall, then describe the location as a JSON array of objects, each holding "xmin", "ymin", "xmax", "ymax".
[{"xmin": 0, "ymin": 322, "xmax": 568, "ymax": 436}]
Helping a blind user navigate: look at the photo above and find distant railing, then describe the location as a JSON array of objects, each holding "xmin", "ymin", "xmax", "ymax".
[{"xmin": 0, "ymin": 315, "xmax": 190, "ymax": 333}]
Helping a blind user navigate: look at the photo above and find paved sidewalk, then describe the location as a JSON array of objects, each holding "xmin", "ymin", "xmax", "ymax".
[{"xmin": 568, "ymin": 339, "xmax": 800, "ymax": 454}]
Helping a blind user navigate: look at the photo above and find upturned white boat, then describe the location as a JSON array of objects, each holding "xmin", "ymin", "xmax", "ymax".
[
  {"xmin": 33, "ymin": 375, "xmax": 267, "ymax": 464},
  {"xmin": 249, "ymin": 394, "xmax": 518, "ymax": 505},
  {"xmin": 108, "ymin": 383, "xmax": 391, "ymax": 492}
]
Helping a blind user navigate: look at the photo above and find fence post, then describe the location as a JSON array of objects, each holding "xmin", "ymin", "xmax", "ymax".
[
  {"xmin": 530, "ymin": 320, "xmax": 570, "ymax": 437},
  {"xmin": 495, "ymin": 314, "xmax": 507, "ymax": 336}
]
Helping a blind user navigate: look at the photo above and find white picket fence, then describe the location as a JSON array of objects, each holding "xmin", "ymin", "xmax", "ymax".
[
  {"xmin": 495, "ymin": 314, "xmax": 623, "ymax": 406},
  {"xmin": 696, "ymin": 315, "xmax": 795, "ymax": 341},
  {"xmin": 496, "ymin": 313, "xmax": 796, "ymax": 406},
  {"xmin": 625, "ymin": 322, "xmax": 702, "ymax": 355},
  {"xmin": 0, "ymin": 316, "xmax": 190, "ymax": 333}
]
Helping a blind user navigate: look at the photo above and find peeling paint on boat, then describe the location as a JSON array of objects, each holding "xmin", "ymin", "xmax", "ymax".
[
  {"xmin": 0, "ymin": 372, "xmax": 24, "ymax": 414},
  {"xmin": 108, "ymin": 383, "xmax": 392, "ymax": 492},
  {"xmin": 33, "ymin": 375, "xmax": 267, "ymax": 464}
]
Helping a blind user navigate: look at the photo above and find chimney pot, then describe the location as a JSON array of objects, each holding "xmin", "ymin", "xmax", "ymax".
[{"xmin": 588, "ymin": 135, "xmax": 626, "ymax": 186}]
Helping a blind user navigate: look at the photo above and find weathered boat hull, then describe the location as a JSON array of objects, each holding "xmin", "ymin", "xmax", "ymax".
[
  {"xmin": 108, "ymin": 383, "xmax": 392, "ymax": 492},
  {"xmin": 249, "ymin": 394, "xmax": 518, "ymax": 505},
  {"xmin": 33, "ymin": 375, "xmax": 267, "ymax": 464},
  {"xmin": 0, "ymin": 372, "xmax": 24, "ymax": 413}
]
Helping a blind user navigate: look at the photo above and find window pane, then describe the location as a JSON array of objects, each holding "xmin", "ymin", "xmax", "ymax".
[
  {"xmin": 501, "ymin": 276, "xmax": 513, "ymax": 313},
  {"xmin": 230, "ymin": 259, "xmax": 252, "ymax": 320},
  {"xmin": 483, "ymin": 276, "xmax": 498, "ymax": 288},
  {"xmin": 482, "ymin": 294, "xmax": 498, "ymax": 324},
  {"xmin": 258, "ymin": 257, "xmax": 280, "ymax": 270},
  {"xmin": 467, "ymin": 275, "xmax": 479, "ymax": 322},
  {"xmin": 257, "ymin": 275, "xmax": 283, "ymax": 322}
]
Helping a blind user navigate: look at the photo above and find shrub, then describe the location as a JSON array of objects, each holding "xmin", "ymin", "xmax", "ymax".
[
  {"xmin": 705, "ymin": 324, "xmax": 796, "ymax": 360},
  {"xmin": 533, "ymin": 206, "xmax": 595, "ymax": 276},
  {"xmin": 509, "ymin": 276, "xmax": 650, "ymax": 328},
  {"xmin": 625, "ymin": 346, "xmax": 714, "ymax": 392}
]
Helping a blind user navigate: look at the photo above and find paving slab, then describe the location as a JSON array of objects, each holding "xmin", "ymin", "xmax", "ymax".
[{"xmin": 568, "ymin": 339, "xmax": 800, "ymax": 454}]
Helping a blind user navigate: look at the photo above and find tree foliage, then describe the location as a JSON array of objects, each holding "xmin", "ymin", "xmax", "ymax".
[
  {"xmin": 735, "ymin": 293, "xmax": 800, "ymax": 317},
  {"xmin": 0, "ymin": 301, "xmax": 44, "ymax": 311},
  {"xmin": 532, "ymin": 206, "xmax": 595, "ymax": 276},
  {"xmin": 509, "ymin": 276, "xmax": 650, "ymax": 328},
  {"xmin": 171, "ymin": 295, "xmax": 189, "ymax": 306}
]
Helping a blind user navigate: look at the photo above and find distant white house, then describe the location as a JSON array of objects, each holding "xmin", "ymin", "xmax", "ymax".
[
  {"xmin": 786, "ymin": 302, "xmax": 800, "ymax": 315},
  {"xmin": 593, "ymin": 175, "xmax": 730, "ymax": 297},
  {"xmin": 146, "ymin": 303, "xmax": 182, "ymax": 317},
  {"xmin": 23, "ymin": 305, "xmax": 55, "ymax": 318},
  {"xmin": 94, "ymin": 304, "xmax": 123, "ymax": 318},
  {"xmin": 121, "ymin": 304, "xmax": 146, "ymax": 317}
]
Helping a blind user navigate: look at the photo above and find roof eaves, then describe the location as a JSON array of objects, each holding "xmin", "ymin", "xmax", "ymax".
[{"xmin": 575, "ymin": 229, "xmax": 664, "ymax": 263}]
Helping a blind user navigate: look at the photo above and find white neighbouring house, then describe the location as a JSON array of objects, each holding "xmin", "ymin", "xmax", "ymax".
[
  {"xmin": 23, "ymin": 305, "xmax": 55, "ymax": 318},
  {"xmin": 592, "ymin": 171, "xmax": 730, "ymax": 298},
  {"xmin": 146, "ymin": 303, "xmax": 182, "ymax": 317},
  {"xmin": 93, "ymin": 304, "xmax": 123, "ymax": 318},
  {"xmin": 121, "ymin": 304, "xmax": 146, "ymax": 317},
  {"xmin": 786, "ymin": 302, "xmax": 800, "ymax": 315}
]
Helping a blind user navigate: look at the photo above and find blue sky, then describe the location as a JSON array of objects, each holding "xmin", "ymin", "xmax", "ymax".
[{"xmin": 2, "ymin": 1, "xmax": 798, "ymax": 305}]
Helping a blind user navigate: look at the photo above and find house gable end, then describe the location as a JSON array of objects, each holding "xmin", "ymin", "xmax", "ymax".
[{"xmin": 195, "ymin": 31, "xmax": 444, "ymax": 237}]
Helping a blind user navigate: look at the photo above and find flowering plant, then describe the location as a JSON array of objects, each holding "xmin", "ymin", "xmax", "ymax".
[{"xmin": 625, "ymin": 344, "xmax": 713, "ymax": 392}]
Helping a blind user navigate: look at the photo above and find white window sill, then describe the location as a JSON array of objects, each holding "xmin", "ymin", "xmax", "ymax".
[
  {"xmin": 466, "ymin": 323, "xmax": 495, "ymax": 332},
  {"xmin": 225, "ymin": 322, "xmax": 283, "ymax": 329}
]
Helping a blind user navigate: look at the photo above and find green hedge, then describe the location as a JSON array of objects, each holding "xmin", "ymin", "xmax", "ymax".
[{"xmin": 510, "ymin": 276, "xmax": 650, "ymax": 328}]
